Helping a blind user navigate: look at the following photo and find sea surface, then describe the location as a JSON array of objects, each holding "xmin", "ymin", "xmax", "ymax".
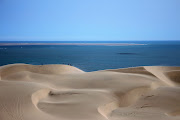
[{"xmin": 0, "ymin": 41, "xmax": 180, "ymax": 72}]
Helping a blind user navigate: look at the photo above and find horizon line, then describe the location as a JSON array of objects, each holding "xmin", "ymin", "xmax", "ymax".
[{"xmin": 0, "ymin": 40, "xmax": 180, "ymax": 41}]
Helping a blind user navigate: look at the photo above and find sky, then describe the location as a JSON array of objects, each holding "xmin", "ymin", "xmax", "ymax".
[{"xmin": 0, "ymin": 0, "xmax": 180, "ymax": 41}]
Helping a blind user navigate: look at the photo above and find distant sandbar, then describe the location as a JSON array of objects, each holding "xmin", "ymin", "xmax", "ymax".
[{"xmin": 0, "ymin": 43, "xmax": 145, "ymax": 46}]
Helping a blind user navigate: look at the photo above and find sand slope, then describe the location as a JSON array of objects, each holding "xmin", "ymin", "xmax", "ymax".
[{"xmin": 0, "ymin": 64, "xmax": 180, "ymax": 120}]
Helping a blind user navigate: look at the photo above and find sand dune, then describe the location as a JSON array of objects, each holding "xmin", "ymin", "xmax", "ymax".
[{"xmin": 0, "ymin": 64, "xmax": 180, "ymax": 120}]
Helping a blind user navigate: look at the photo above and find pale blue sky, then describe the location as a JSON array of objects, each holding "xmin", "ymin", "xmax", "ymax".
[{"xmin": 0, "ymin": 0, "xmax": 180, "ymax": 41}]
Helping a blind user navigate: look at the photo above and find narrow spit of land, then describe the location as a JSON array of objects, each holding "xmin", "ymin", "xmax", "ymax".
[{"xmin": 0, "ymin": 43, "xmax": 145, "ymax": 46}]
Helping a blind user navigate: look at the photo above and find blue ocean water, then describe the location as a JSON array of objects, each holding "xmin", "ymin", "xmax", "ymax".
[{"xmin": 0, "ymin": 41, "xmax": 180, "ymax": 72}]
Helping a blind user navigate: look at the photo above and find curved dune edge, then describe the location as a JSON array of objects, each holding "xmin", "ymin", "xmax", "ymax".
[
  {"xmin": 31, "ymin": 88, "xmax": 51, "ymax": 109},
  {"xmin": 0, "ymin": 64, "xmax": 180, "ymax": 120},
  {"xmin": 98, "ymin": 86, "xmax": 151, "ymax": 119}
]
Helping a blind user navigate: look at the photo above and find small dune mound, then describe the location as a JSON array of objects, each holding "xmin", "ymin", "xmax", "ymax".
[
  {"xmin": 105, "ymin": 67, "xmax": 156, "ymax": 77},
  {"xmin": 0, "ymin": 64, "xmax": 84, "ymax": 79},
  {"xmin": 98, "ymin": 87, "xmax": 151, "ymax": 119},
  {"xmin": 144, "ymin": 66, "xmax": 180, "ymax": 87},
  {"xmin": 166, "ymin": 70, "xmax": 180, "ymax": 84}
]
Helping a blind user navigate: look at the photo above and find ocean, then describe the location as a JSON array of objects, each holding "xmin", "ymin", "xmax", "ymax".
[{"xmin": 0, "ymin": 41, "xmax": 180, "ymax": 72}]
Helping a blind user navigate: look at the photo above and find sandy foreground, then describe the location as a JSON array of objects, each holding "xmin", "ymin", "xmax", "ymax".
[{"xmin": 0, "ymin": 64, "xmax": 180, "ymax": 120}]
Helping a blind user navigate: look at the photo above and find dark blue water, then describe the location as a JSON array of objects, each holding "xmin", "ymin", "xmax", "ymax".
[{"xmin": 0, "ymin": 41, "xmax": 180, "ymax": 72}]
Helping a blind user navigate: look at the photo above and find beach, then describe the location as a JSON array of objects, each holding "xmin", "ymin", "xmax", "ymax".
[{"xmin": 0, "ymin": 64, "xmax": 180, "ymax": 120}]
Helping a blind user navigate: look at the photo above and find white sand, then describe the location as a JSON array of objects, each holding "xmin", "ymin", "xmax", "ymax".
[{"xmin": 0, "ymin": 64, "xmax": 180, "ymax": 120}]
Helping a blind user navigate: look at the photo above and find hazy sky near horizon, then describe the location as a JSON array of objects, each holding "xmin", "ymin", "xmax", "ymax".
[{"xmin": 0, "ymin": 0, "xmax": 180, "ymax": 41}]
